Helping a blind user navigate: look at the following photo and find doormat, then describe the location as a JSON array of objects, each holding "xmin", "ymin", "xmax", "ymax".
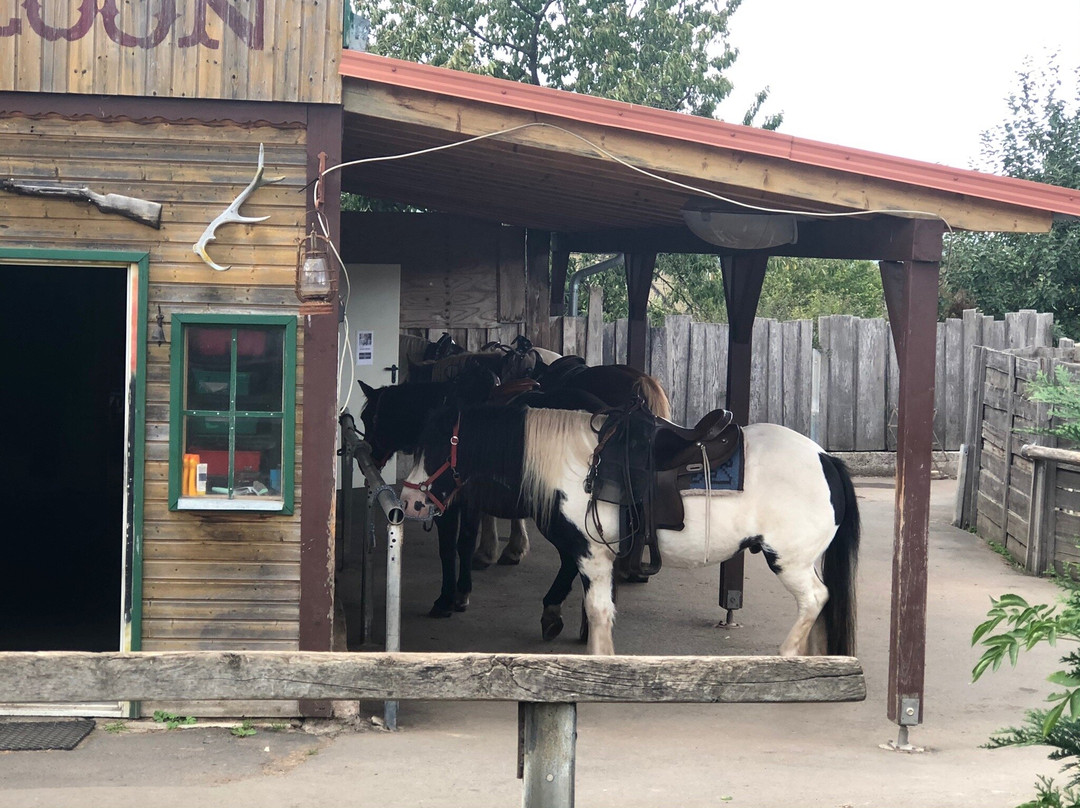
[{"xmin": 0, "ymin": 719, "xmax": 95, "ymax": 751}]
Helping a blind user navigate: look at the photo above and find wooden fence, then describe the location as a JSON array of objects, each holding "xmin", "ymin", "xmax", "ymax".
[
  {"xmin": 958, "ymin": 345, "xmax": 1080, "ymax": 573},
  {"xmin": 406, "ymin": 306, "xmax": 1054, "ymax": 453},
  {"xmin": 0, "ymin": 650, "xmax": 864, "ymax": 808}
]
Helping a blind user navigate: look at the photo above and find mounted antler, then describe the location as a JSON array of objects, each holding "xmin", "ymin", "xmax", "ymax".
[{"xmin": 193, "ymin": 143, "xmax": 285, "ymax": 271}]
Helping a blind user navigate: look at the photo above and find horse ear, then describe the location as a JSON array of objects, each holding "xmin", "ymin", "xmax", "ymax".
[{"xmin": 358, "ymin": 379, "xmax": 376, "ymax": 399}]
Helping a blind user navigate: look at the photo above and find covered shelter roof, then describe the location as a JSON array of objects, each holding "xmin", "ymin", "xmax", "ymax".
[
  {"xmin": 336, "ymin": 50, "xmax": 1078, "ymax": 739},
  {"xmin": 339, "ymin": 50, "xmax": 1080, "ymax": 242}
]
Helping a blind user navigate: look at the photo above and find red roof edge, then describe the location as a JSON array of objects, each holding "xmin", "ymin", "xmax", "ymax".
[{"xmin": 340, "ymin": 50, "xmax": 1080, "ymax": 219}]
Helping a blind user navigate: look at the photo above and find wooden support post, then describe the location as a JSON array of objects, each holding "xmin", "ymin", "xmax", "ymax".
[
  {"xmin": 300, "ymin": 104, "xmax": 343, "ymax": 718},
  {"xmin": 717, "ymin": 253, "xmax": 769, "ymax": 614},
  {"xmin": 880, "ymin": 255, "xmax": 941, "ymax": 729},
  {"xmin": 550, "ymin": 246, "xmax": 570, "ymax": 317},
  {"xmin": 527, "ymin": 230, "xmax": 552, "ymax": 349},
  {"xmin": 624, "ymin": 252, "xmax": 656, "ymax": 371},
  {"xmin": 519, "ymin": 702, "xmax": 577, "ymax": 808}
]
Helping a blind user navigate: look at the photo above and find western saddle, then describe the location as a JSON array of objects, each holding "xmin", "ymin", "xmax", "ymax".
[{"xmin": 585, "ymin": 399, "xmax": 743, "ymax": 579}]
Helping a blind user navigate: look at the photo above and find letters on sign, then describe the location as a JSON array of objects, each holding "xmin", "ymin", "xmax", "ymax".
[{"xmin": 1, "ymin": 0, "xmax": 264, "ymax": 50}]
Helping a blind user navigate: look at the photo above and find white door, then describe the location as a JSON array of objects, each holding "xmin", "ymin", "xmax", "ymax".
[{"xmin": 339, "ymin": 263, "xmax": 401, "ymax": 483}]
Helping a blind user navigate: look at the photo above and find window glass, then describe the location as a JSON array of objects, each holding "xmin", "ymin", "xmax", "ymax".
[{"xmin": 171, "ymin": 316, "xmax": 294, "ymax": 511}]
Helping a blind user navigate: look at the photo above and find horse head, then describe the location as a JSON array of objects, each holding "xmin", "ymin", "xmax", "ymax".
[
  {"xmin": 358, "ymin": 378, "xmax": 457, "ymax": 469},
  {"xmin": 357, "ymin": 379, "xmax": 398, "ymax": 468}
]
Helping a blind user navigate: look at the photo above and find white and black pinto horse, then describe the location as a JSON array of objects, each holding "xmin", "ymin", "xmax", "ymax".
[{"xmin": 400, "ymin": 404, "xmax": 859, "ymax": 656}]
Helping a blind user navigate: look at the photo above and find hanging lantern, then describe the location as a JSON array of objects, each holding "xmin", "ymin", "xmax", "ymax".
[{"xmin": 295, "ymin": 228, "xmax": 338, "ymax": 315}]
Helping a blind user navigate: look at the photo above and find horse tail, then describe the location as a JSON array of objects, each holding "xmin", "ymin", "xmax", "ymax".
[
  {"xmin": 819, "ymin": 454, "xmax": 860, "ymax": 656},
  {"xmin": 634, "ymin": 374, "xmax": 672, "ymax": 420}
]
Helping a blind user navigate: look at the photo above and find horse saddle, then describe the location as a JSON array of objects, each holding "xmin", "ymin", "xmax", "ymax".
[{"xmin": 586, "ymin": 402, "xmax": 743, "ymax": 578}]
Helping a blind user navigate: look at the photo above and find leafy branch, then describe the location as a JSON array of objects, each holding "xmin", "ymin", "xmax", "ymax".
[{"xmin": 973, "ymin": 591, "xmax": 1080, "ymax": 737}]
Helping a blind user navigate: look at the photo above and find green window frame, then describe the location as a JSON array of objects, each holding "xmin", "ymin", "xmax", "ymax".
[{"xmin": 169, "ymin": 314, "xmax": 296, "ymax": 513}]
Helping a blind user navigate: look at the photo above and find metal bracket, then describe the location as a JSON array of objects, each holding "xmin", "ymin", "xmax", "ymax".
[{"xmin": 899, "ymin": 697, "xmax": 920, "ymax": 726}]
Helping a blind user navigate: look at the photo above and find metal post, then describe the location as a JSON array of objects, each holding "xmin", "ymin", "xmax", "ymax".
[
  {"xmin": 339, "ymin": 417, "xmax": 406, "ymax": 729},
  {"xmin": 383, "ymin": 519, "xmax": 403, "ymax": 730},
  {"xmin": 520, "ymin": 702, "xmax": 577, "ymax": 808}
]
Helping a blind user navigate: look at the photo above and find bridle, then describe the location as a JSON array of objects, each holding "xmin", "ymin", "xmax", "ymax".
[{"xmin": 401, "ymin": 418, "xmax": 463, "ymax": 516}]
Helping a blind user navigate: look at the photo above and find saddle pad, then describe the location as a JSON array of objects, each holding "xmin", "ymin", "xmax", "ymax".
[{"xmin": 681, "ymin": 436, "xmax": 744, "ymax": 492}]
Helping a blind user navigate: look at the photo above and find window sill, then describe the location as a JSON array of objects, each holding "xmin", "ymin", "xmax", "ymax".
[{"xmin": 176, "ymin": 497, "xmax": 286, "ymax": 512}]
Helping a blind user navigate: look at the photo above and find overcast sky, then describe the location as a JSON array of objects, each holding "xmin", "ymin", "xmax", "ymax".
[{"xmin": 719, "ymin": 0, "xmax": 1080, "ymax": 170}]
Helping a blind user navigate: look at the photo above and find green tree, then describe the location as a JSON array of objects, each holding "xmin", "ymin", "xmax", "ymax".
[
  {"xmin": 942, "ymin": 59, "xmax": 1080, "ymax": 337},
  {"xmin": 578, "ymin": 255, "xmax": 885, "ymax": 324},
  {"xmin": 358, "ymin": 0, "xmax": 781, "ymax": 126}
]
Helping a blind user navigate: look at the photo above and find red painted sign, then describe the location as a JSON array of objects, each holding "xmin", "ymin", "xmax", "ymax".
[{"xmin": 1, "ymin": 0, "xmax": 264, "ymax": 50}]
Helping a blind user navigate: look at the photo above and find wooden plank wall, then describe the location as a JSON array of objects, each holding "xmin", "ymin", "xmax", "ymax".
[
  {"xmin": 0, "ymin": 0, "xmax": 341, "ymax": 103},
  {"xmin": 408, "ymin": 306, "xmax": 1055, "ymax": 452},
  {"xmin": 967, "ymin": 346, "xmax": 1080, "ymax": 573},
  {"xmin": 0, "ymin": 112, "xmax": 309, "ymax": 713}
]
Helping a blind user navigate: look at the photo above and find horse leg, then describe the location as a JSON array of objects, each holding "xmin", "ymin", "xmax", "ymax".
[
  {"xmin": 540, "ymin": 548, "xmax": 580, "ymax": 641},
  {"xmin": 498, "ymin": 518, "xmax": 530, "ymax": 565},
  {"xmin": 429, "ymin": 509, "xmax": 461, "ymax": 618},
  {"xmin": 579, "ymin": 553, "xmax": 617, "ymax": 655},
  {"xmin": 472, "ymin": 514, "xmax": 498, "ymax": 569},
  {"xmin": 775, "ymin": 563, "xmax": 830, "ymax": 656},
  {"xmin": 454, "ymin": 506, "xmax": 479, "ymax": 611}
]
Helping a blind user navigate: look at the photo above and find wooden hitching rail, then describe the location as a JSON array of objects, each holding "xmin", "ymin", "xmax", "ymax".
[{"xmin": 0, "ymin": 651, "xmax": 865, "ymax": 808}]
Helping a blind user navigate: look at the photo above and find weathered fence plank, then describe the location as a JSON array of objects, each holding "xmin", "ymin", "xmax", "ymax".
[
  {"xmin": 945, "ymin": 318, "xmax": 964, "ymax": 449},
  {"xmin": 0, "ymin": 652, "xmax": 867, "ymax": 704},
  {"xmin": 585, "ymin": 286, "xmax": 604, "ymax": 366},
  {"xmin": 767, "ymin": 318, "xmax": 784, "ymax": 425},
  {"xmin": 665, "ymin": 314, "xmax": 693, "ymax": 425},
  {"xmin": 856, "ymin": 318, "xmax": 887, "ymax": 451},
  {"xmin": 826, "ymin": 315, "xmax": 856, "ymax": 451},
  {"xmin": 750, "ymin": 318, "xmax": 770, "ymax": 424}
]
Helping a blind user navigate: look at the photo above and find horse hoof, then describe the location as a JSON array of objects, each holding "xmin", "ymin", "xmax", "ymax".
[
  {"xmin": 471, "ymin": 558, "xmax": 492, "ymax": 571},
  {"xmin": 428, "ymin": 604, "xmax": 453, "ymax": 618},
  {"xmin": 497, "ymin": 554, "xmax": 521, "ymax": 566},
  {"xmin": 541, "ymin": 614, "xmax": 564, "ymax": 641},
  {"xmin": 453, "ymin": 594, "xmax": 470, "ymax": 612}
]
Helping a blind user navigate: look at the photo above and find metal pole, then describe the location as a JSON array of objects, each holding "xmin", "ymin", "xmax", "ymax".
[
  {"xmin": 383, "ymin": 519, "xmax": 403, "ymax": 730},
  {"xmin": 338, "ymin": 415, "xmax": 406, "ymax": 728},
  {"xmin": 520, "ymin": 702, "xmax": 577, "ymax": 808}
]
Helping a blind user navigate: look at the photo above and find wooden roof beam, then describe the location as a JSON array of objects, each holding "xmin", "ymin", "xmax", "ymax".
[{"xmin": 557, "ymin": 217, "xmax": 946, "ymax": 262}]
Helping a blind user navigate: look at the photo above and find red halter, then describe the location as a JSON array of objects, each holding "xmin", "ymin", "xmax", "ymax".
[{"xmin": 401, "ymin": 419, "xmax": 462, "ymax": 516}]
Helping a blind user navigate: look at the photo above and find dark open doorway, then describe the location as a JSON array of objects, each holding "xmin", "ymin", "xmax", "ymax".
[{"xmin": 0, "ymin": 264, "xmax": 127, "ymax": 651}]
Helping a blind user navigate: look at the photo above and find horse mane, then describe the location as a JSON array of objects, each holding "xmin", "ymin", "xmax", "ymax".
[
  {"xmin": 632, "ymin": 372, "xmax": 672, "ymax": 420},
  {"xmin": 521, "ymin": 408, "xmax": 599, "ymax": 526}
]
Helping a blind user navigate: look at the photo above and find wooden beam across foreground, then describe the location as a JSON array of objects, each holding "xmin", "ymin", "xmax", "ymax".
[{"xmin": 0, "ymin": 652, "xmax": 865, "ymax": 705}]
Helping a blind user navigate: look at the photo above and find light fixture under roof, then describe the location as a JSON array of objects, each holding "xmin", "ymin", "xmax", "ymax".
[{"xmin": 681, "ymin": 203, "xmax": 798, "ymax": 250}]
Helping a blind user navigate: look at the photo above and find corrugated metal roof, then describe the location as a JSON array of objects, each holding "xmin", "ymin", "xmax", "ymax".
[{"xmin": 339, "ymin": 50, "xmax": 1080, "ymax": 234}]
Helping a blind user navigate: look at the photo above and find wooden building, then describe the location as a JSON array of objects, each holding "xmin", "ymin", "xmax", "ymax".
[{"xmin": 1, "ymin": 1, "xmax": 343, "ymax": 717}]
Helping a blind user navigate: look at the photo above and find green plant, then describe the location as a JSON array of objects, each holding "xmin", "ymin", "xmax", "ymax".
[
  {"xmin": 973, "ymin": 575, "xmax": 1080, "ymax": 806},
  {"xmin": 231, "ymin": 720, "xmax": 257, "ymax": 738},
  {"xmin": 1025, "ymin": 367, "xmax": 1080, "ymax": 447},
  {"xmin": 102, "ymin": 721, "xmax": 127, "ymax": 734},
  {"xmin": 268, "ymin": 723, "xmax": 288, "ymax": 732},
  {"xmin": 152, "ymin": 710, "xmax": 197, "ymax": 730},
  {"xmin": 986, "ymin": 538, "xmax": 1024, "ymax": 569}
]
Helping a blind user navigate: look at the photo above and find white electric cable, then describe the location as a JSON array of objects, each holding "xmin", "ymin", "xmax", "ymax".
[{"xmin": 319, "ymin": 120, "xmax": 954, "ymax": 228}]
